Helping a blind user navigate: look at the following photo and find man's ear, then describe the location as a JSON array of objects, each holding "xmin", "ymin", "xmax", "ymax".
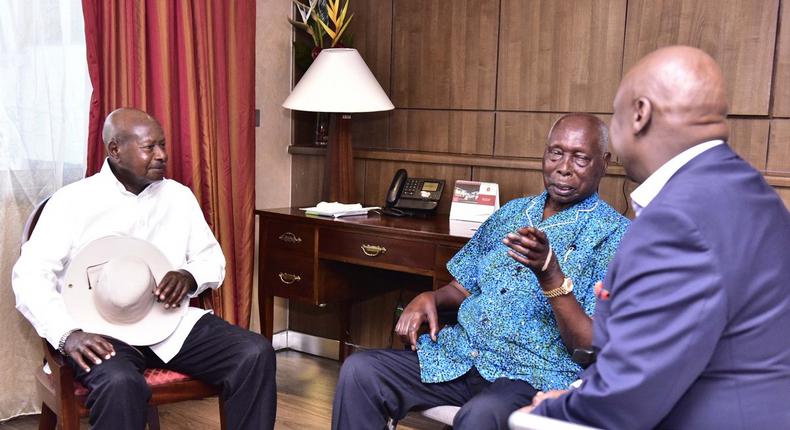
[
  {"xmin": 107, "ymin": 139, "xmax": 121, "ymax": 160},
  {"xmin": 597, "ymin": 151, "xmax": 611, "ymax": 180},
  {"xmin": 633, "ymin": 97, "xmax": 652, "ymax": 135},
  {"xmin": 602, "ymin": 151, "xmax": 612, "ymax": 168}
]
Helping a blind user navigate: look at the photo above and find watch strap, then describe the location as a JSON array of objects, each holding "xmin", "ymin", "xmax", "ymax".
[{"xmin": 542, "ymin": 277, "xmax": 573, "ymax": 299}]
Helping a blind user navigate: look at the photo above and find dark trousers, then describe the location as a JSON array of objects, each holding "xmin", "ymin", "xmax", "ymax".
[
  {"xmin": 70, "ymin": 314, "xmax": 276, "ymax": 430},
  {"xmin": 332, "ymin": 349, "xmax": 537, "ymax": 430}
]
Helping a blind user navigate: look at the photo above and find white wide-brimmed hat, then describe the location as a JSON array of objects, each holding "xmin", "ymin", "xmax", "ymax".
[{"xmin": 62, "ymin": 236, "xmax": 188, "ymax": 346}]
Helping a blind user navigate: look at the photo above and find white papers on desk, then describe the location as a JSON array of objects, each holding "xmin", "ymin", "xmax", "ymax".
[
  {"xmin": 449, "ymin": 180, "xmax": 499, "ymax": 223},
  {"xmin": 299, "ymin": 201, "xmax": 379, "ymax": 218}
]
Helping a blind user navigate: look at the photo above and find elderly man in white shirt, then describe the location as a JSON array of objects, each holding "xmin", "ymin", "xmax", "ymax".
[{"xmin": 12, "ymin": 108, "xmax": 276, "ymax": 430}]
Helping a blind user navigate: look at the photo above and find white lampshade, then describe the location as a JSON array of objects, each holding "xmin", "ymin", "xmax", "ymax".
[{"xmin": 283, "ymin": 48, "xmax": 394, "ymax": 113}]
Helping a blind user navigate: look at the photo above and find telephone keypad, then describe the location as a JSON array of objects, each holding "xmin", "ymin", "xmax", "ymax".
[{"xmin": 403, "ymin": 179, "xmax": 420, "ymax": 197}]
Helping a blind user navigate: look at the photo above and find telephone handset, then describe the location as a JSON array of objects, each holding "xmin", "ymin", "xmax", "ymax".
[{"xmin": 382, "ymin": 169, "xmax": 445, "ymax": 217}]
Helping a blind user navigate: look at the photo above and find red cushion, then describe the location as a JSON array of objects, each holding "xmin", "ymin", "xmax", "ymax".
[
  {"xmin": 143, "ymin": 368, "xmax": 192, "ymax": 385},
  {"xmin": 66, "ymin": 368, "xmax": 192, "ymax": 397}
]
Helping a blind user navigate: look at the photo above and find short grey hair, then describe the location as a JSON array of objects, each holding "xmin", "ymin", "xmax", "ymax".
[{"xmin": 547, "ymin": 113, "xmax": 610, "ymax": 153}]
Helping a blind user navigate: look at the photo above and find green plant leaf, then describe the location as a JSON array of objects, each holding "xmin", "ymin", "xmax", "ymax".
[{"xmin": 293, "ymin": 41, "xmax": 314, "ymax": 74}]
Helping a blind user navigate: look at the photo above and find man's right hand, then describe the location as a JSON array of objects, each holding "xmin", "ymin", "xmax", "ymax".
[
  {"xmin": 395, "ymin": 291, "xmax": 439, "ymax": 351},
  {"xmin": 62, "ymin": 330, "xmax": 116, "ymax": 372}
]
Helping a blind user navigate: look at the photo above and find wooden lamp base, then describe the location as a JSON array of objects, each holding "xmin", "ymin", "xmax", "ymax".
[{"xmin": 324, "ymin": 113, "xmax": 354, "ymax": 203}]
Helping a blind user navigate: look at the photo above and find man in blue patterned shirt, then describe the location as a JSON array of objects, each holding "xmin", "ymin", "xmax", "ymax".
[{"xmin": 332, "ymin": 113, "xmax": 630, "ymax": 430}]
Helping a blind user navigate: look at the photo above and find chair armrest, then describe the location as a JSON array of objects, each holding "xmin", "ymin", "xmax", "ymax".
[
  {"xmin": 42, "ymin": 338, "xmax": 67, "ymax": 369},
  {"xmin": 571, "ymin": 348, "xmax": 596, "ymax": 369},
  {"xmin": 191, "ymin": 287, "xmax": 218, "ymax": 312},
  {"xmin": 41, "ymin": 338, "xmax": 79, "ymax": 406},
  {"xmin": 509, "ymin": 411, "xmax": 602, "ymax": 430}
]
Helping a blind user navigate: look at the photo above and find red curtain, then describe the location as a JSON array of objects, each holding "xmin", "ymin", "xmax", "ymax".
[{"xmin": 82, "ymin": 0, "xmax": 256, "ymax": 328}]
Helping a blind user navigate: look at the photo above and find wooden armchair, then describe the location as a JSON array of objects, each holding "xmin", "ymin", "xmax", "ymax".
[{"xmin": 23, "ymin": 197, "xmax": 225, "ymax": 430}]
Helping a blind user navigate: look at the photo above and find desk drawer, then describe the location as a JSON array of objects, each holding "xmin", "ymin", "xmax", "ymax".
[
  {"xmin": 319, "ymin": 228, "xmax": 434, "ymax": 271},
  {"xmin": 263, "ymin": 219, "xmax": 315, "ymax": 255},
  {"xmin": 262, "ymin": 254, "xmax": 314, "ymax": 301}
]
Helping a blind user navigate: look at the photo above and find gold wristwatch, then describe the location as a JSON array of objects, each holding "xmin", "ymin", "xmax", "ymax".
[{"xmin": 542, "ymin": 277, "xmax": 573, "ymax": 299}]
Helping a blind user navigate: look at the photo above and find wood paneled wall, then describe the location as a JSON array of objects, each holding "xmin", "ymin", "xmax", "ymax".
[
  {"xmin": 498, "ymin": 0, "xmax": 626, "ymax": 113},
  {"xmin": 287, "ymin": 0, "xmax": 790, "ymax": 344},
  {"xmin": 292, "ymin": 0, "xmax": 790, "ymax": 214}
]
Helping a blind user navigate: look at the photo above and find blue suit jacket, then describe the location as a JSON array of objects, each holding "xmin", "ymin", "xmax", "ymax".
[{"xmin": 535, "ymin": 144, "xmax": 790, "ymax": 429}]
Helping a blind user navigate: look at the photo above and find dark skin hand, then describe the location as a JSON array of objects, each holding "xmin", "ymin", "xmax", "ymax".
[
  {"xmin": 395, "ymin": 280, "xmax": 468, "ymax": 350},
  {"xmin": 63, "ymin": 270, "xmax": 195, "ymax": 372},
  {"xmin": 63, "ymin": 330, "xmax": 115, "ymax": 373},
  {"xmin": 503, "ymin": 227, "xmax": 592, "ymax": 352},
  {"xmin": 154, "ymin": 269, "xmax": 197, "ymax": 309}
]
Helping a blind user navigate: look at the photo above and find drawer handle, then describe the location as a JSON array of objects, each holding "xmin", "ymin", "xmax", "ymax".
[
  {"xmin": 360, "ymin": 244, "xmax": 387, "ymax": 257},
  {"xmin": 278, "ymin": 272, "xmax": 302, "ymax": 284},
  {"xmin": 278, "ymin": 232, "xmax": 302, "ymax": 244}
]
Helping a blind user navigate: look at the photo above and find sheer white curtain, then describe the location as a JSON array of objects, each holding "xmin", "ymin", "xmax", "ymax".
[{"xmin": 0, "ymin": 0, "xmax": 91, "ymax": 420}]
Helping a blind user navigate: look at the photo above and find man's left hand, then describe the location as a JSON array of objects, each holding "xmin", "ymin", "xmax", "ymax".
[
  {"xmin": 517, "ymin": 389, "xmax": 569, "ymax": 414},
  {"xmin": 154, "ymin": 270, "xmax": 196, "ymax": 309}
]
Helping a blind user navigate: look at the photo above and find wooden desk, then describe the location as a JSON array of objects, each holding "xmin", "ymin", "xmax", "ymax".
[{"xmin": 256, "ymin": 208, "xmax": 470, "ymax": 359}]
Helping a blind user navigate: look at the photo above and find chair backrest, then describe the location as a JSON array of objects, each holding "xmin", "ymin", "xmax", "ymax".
[{"xmin": 22, "ymin": 197, "xmax": 51, "ymax": 245}]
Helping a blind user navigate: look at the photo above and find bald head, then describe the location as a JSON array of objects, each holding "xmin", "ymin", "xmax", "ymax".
[
  {"xmin": 102, "ymin": 108, "xmax": 168, "ymax": 194},
  {"xmin": 102, "ymin": 108, "xmax": 160, "ymax": 147},
  {"xmin": 610, "ymin": 46, "xmax": 730, "ymax": 182}
]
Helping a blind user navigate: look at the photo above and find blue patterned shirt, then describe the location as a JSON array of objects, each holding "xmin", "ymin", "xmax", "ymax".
[{"xmin": 417, "ymin": 192, "xmax": 629, "ymax": 391}]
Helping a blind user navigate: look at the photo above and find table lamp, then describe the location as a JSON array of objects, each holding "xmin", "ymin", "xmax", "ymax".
[{"xmin": 283, "ymin": 48, "xmax": 394, "ymax": 203}]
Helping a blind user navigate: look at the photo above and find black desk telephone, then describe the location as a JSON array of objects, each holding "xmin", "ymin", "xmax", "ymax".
[{"xmin": 382, "ymin": 169, "xmax": 445, "ymax": 217}]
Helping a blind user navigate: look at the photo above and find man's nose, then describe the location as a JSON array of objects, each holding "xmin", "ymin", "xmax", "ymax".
[
  {"xmin": 154, "ymin": 145, "xmax": 167, "ymax": 162},
  {"xmin": 556, "ymin": 156, "xmax": 572, "ymax": 175}
]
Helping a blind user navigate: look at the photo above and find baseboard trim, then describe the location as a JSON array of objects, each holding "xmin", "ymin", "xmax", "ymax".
[
  {"xmin": 272, "ymin": 330, "xmax": 340, "ymax": 360},
  {"xmin": 272, "ymin": 331, "xmax": 288, "ymax": 350}
]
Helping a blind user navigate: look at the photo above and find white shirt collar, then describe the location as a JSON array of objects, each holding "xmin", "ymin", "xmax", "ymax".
[
  {"xmin": 630, "ymin": 140, "xmax": 724, "ymax": 217},
  {"xmin": 98, "ymin": 158, "xmax": 163, "ymax": 196}
]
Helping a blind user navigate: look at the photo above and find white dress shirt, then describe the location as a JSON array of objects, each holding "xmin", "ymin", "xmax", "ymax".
[
  {"xmin": 12, "ymin": 159, "xmax": 226, "ymax": 362},
  {"xmin": 630, "ymin": 140, "xmax": 724, "ymax": 217}
]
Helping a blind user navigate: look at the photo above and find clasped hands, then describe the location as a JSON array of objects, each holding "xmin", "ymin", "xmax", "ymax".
[{"xmin": 63, "ymin": 269, "xmax": 196, "ymax": 372}]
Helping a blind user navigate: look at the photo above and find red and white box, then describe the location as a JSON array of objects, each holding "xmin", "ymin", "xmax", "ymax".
[{"xmin": 449, "ymin": 180, "xmax": 499, "ymax": 236}]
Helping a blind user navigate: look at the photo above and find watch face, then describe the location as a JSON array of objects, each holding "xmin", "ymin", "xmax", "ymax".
[{"xmin": 563, "ymin": 277, "xmax": 573, "ymax": 293}]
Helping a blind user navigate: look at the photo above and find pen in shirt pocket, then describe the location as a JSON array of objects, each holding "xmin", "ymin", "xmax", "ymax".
[
  {"xmin": 562, "ymin": 244, "xmax": 575, "ymax": 263},
  {"xmin": 594, "ymin": 281, "xmax": 610, "ymax": 301}
]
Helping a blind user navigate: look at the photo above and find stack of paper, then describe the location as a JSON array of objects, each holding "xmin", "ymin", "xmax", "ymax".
[{"xmin": 300, "ymin": 202, "xmax": 379, "ymax": 218}]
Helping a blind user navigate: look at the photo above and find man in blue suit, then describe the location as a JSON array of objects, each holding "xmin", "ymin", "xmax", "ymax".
[{"xmin": 528, "ymin": 46, "xmax": 790, "ymax": 428}]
